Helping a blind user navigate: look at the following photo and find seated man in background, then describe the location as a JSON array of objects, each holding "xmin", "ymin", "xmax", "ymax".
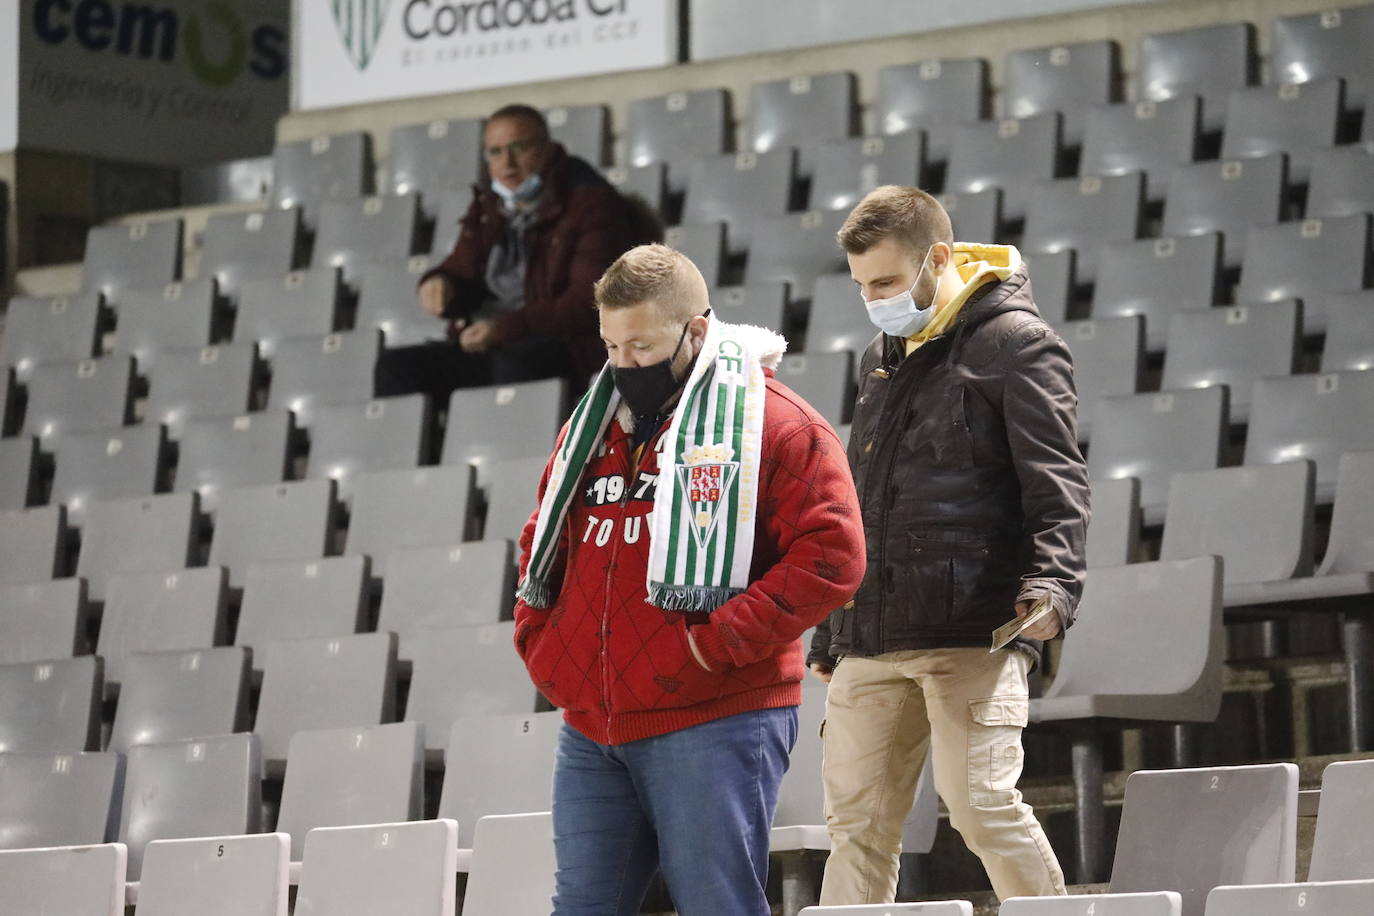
[{"xmin": 374, "ymin": 103, "xmax": 652, "ymax": 402}]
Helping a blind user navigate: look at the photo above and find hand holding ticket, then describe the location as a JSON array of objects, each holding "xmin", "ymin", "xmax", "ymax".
[{"xmin": 990, "ymin": 593, "xmax": 1056, "ymax": 652}]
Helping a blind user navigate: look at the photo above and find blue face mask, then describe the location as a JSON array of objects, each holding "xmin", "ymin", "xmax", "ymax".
[
  {"xmin": 491, "ymin": 172, "xmax": 543, "ymax": 207},
  {"xmin": 862, "ymin": 247, "xmax": 938, "ymax": 338}
]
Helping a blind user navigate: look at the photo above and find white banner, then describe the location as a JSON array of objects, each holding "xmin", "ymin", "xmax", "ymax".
[
  {"xmin": 295, "ymin": 0, "xmax": 677, "ymax": 111},
  {"xmin": 15, "ymin": 0, "xmax": 289, "ymax": 164}
]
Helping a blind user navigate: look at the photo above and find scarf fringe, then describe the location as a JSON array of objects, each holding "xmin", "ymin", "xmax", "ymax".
[
  {"xmin": 647, "ymin": 584, "xmax": 746, "ymax": 613},
  {"xmin": 517, "ymin": 577, "xmax": 554, "ymax": 609}
]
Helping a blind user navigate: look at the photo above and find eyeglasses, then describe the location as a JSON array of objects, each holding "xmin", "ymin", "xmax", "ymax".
[{"xmin": 484, "ymin": 138, "xmax": 542, "ymax": 160}]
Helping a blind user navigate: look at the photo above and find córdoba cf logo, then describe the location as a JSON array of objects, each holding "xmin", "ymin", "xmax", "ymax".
[{"xmin": 331, "ymin": 0, "xmax": 391, "ymax": 70}]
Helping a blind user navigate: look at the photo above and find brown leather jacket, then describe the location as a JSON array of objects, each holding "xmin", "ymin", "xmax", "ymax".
[{"xmin": 809, "ymin": 262, "xmax": 1090, "ymax": 668}]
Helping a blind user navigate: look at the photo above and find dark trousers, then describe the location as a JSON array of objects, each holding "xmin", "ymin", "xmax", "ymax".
[{"xmin": 373, "ymin": 335, "xmax": 575, "ymax": 405}]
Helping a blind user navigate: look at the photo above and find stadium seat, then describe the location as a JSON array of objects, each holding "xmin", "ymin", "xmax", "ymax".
[
  {"xmin": 0, "ymin": 505, "xmax": 67, "ymax": 586},
  {"xmin": 1305, "ymin": 143, "xmax": 1374, "ymax": 218},
  {"xmin": 236, "ymin": 556, "xmax": 368, "ymax": 650},
  {"xmin": 939, "ymin": 188, "xmax": 1002, "ymax": 243},
  {"xmin": 1023, "ymin": 249, "xmax": 1075, "ymax": 326},
  {"xmin": 1207, "ymin": 880, "xmax": 1374, "ymax": 916},
  {"xmin": 605, "ymin": 162, "xmax": 668, "ymax": 218},
  {"xmin": 50, "ymin": 424, "xmax": 168, "ymax": 526},
  {"xmin": 266, "ymin": 331, "xmax": 382, "ymax": 428},
  {"xmin": 1022, "ymin": 173, "xmax": 1143, "ymax": 283},
  {"xmin": 346, "ymin": 466, "xmax": 474, "ymax": 559},
  {"xmin": 1160, "ymin": 300, "xmax": 1301, "ymax": 421},
  {"xmin": 0, "ymin": 366, "xmax": 14, "ymax": 436},
  {"xmin": 271, "ymin": 132, "xmax": 373, "ymax": 226},
  {"xmin": 1086, "ymin": 476, "xmax": 1140, "ymax": 568},
  {"xmin": 77, "ymin": 493, "xmax": 198, "ymax": 601},
  {"xmin": 749, "ymin": 71, "xmax": 859, "ymax": 177},
  {"xmin": 0, "ymin": 656, "xmax": 103, "ymax": 753},
  {"xmin": 1091, "ymin": 234, "xmax": 1221, "ymax": 351},
  {"xmin": 1308, "ymin": 758, "xmax": 1374, "ymax": 881},
  {"xmin": 808, "ymin": 132, "xmax": 926, "ymax": 212},
  {"xmin": 1162, "ymin": 153, "xmax": 1286, "ymax": 269},
  {"xmin": 1001, "ymin": 892, "xmax": 1179, "ymax": 915},
  {"xmin": 800, "ymin": 904, "xmax": 971, "ymax": 915},
  {"xmin": 946, "ymin": 113, "xmax": 1061, "ymax": 222},
  {"xmin": 136, "ymin": 833, "xmax": 289, "ymax": 916},
  {"xmin": 463, "ymin": 812, "xmax": 556, "ymax": 916},
  {"xmin": 1003, "ymin": 40, "xmax": 1121, "ymax": 145},
  {"xmin": 111, "ymin": 280, "xmax": 216, "ymax": 367},
  {"xmin": 1321, "ymin": 291, "xmax": 1374, "ymax": 371},
  {"xmin": 209, "ymin": 480, "xmax": 335, "ymax": 590},
  {"xmin": 429, "ymin": 187, "xmax": 475, "ymax": 259},
  {"xmin": 1234, "ymin": 214, "xmax": 1371, "ymax": 335},
  {"xmin": 295, "ymin": 819, "xmax": 458, "ymax": 915},
  {"xmin": 175, "ymin": 411, "xmax": 293, "ymax": 514},
  {"xmin": 806, "ymin": 274, "xmax": 877, "ymax": 358},
  {"xmin": 235, "ymin": 267, "xmax": 342, "ymax": 358},
  {"xmin": 0, "ymin": 292, "xmax": 102, "ymax": 379},
  {"xmin": 0, "ymin": 752, "xmax": 122, "ymax": 850},
  {"xmin": 23, "ymin": 355, "xmax": 134, "ymax": 447},
  {"xmin": 442, "ymin": 378, "xmax": 566, "ymax": 484},
  {"xmin": 482, "ymin": 455, "xmax": 545, "ymax": 542},
  {"xmin": 118, "ymin": 733, "xmax": 262, "ymax": 878},
  {"xmin": 1061, "ymin": 316, "xmax": 1144, "ymax": 439},
  {"xmin": 546, "ymin": 103, "xmax": 611, "ymax": 166},
  {"xmin": 0, "ymin": 842, "xmax": 126, "ymax": 914},
  {"xmin": 312, "ymin": 194, "xmax": 420, "ymax": 282},
  {"xmin": 1080, "ymin": 97, "xmax": 1199, "ymax": 201},
  {"xmin": 681, "ymin": 149, "xmax": 796, "ymax": 255},
  {"xmin": 107, "ymin": 647, "xmax": 248, "ymax": 753},
  {"xmin": 0, "ymin": 578, "xmax": 89, "ymax": 666},
  {"xmin": 1221, "ymin": 79, "xmax": 1344, "ymax": 184},
  {"xmin": 82, "ymin": 220, "xmax": 182, "ymax": 304},
  {"xmin": 275, "ymin": 721, "xmax": 423, "ymax": 861},
  {"xmin": 710, "ymin": 283, "xmax": 790, "ymax": 341},
  {"xmin": 1245, "ymin": 370, "xmax": 1374, "ymax": 500},
  {"xmin": 627, "ymin": 88, "xmax": 732, "ymax": 192},
  {"xmin": 438, "ymin": 710, "xmax": 561, "ymax": 849},
  {"xmin": 255, "ymin": 633, "xmax": 399, "ymax": 768},
  {"xmin": 744, "ymin": 209, "xmax": 850, "ymax": 303},
  {"xmin": 1138, "ymin": 22, "xmax": 1256, "ymax": 134},
  {"xmin": 306, "ymin": 395, "xmax": 431, "ymax": 502},
  {"xmin": 387, "ymin": 116, "xmax": 484, "ymax": 199},
  {"xmin": 97, "ymin": 568, "xmax": 228, "ymax": 688},
  {"xmin": 199, "ymin": 209, "xmax": 302, "ymax": 301},
  {"xmin": 405, "ymin": 622, "xmax": 538, "ymax": 754},
  {"xmin": 774, "ymin": 351, "xmax": 854, "ymax": 427},
  {"xmin": 378, "ymin": 541, "xmax": 516, "ymax": 636},
  {"xmin": 665, "ymin": 222, "xmax": 726, "ymax": 287},
  {"xmin": 1271, "ymin": 4, "xmax": 1374, "ymax": 109},
  {"xmin": 355, "ymin": 256, "xmax": 446, "ymax": 348},
  {"xmin": 875, "ymin": 57, "xmax": 990, "ymax": 163},
  {"xmin": 144, "ymin": 343, "xmax": 259, "ymax": 437},
  {"xmin": 0, "ymin": 436, "xmax": 38, "ymax": 510}
]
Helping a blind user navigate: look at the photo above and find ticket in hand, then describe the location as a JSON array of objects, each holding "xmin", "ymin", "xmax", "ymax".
[{"xmin": 990, "ymin": 594, "xmax": 1055, "ymax": 653}]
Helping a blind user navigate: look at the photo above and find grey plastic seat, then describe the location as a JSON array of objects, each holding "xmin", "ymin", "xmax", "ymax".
[
  {"xmin": 626, "ymin": 88, "xmax": 731, "ymax": 192},
  {"xmin": 482, "ymin": 456, "xmax": 546, "ymax": 542},
  {"xmin": 98, "ymin": 568, "xmax": 228, "ymax": 687},
  {"xmin": 744, "ymin": 209, "xmax": 850, "ymax": 303},
  {"xmin": 775, "ymin": 351, "xmax": 854, "ymax": 428},
  {"xmin": 276, "ymin": 721, "xmax": 422, "ymax": 861},
  {"xmin": 307, "ymin": 395, "xmax": 430, "ymax": 502},
  {"xmin": 876, "ymin": 57, "xmax": 990, "ymax": 163},
  {"xmin": 605, "ymin": 162, "xmax": 668, "ymax": 218},
  {"xmin": 144, "ymin": 343, "xmax": 258, "ymax": 437},
  {"xmin": 0, "ymin": 505, "xmax": 67, "ymax": 586},
  {"xmin": 429, "ymin": 187, "xmax": 476, "ymax": 259},
  {"xmin": 1086, "ymin": 477, "xmax": 1140, "ymax": 568},
  {"xmin": 0, "ymin": 752, "xmax": 122, "ymax": 849},
  {"xmin": 0, "ymin": 292, "xmax": 102, "ymax": 379},
  {"xmin": 266, "ymin": 330, "xmax": 382, "ymax": 428},
  {"xmin": 939, "ymin": 188, "xmax": 1002, "ymax": 243},
  {"xmin": 200, "ymin": 208, "xmax": 302, "ymax": 301},
  {"xmin": 50, "ymin": 424, "xmax": 168, "ymax": 526},
  {"xmin": 1235, "ymin": 215, "xmax": 1371, "ymax": 335},
  {"xmin": 1080, "ymin": 97, "xmax": 1199, "ymax": 201},
  {"xmin": 379, "ymin": 541, "xmax": 515, "ymax": 636},
  {"xmin": 346, "ymin": 466, "xmax": 474, "ymax": 562},
  {"xmin": 711, "ymin": 283, "xmax": 789, "ymax": 338},
  {"xmin": 111, "ymin": 280, "xmax": 216, "ymax": 368},
  {"xmin": 312, "ymin": 194, "xmax": 420, "ymax": 283},
  {"xmin": 1161, "ymin": 300, "xmax": 1301, "ymax": 421},
  {"xmin": 443, "ymin": 378, "xmax": 566, "ymax": 484},
  {"xmin": 0, "ymin": 842, "xmax": 126, "ymax": 914},
  {"xmin": 118, "ymin": 733, "xmax": 261, "ymax": 879},
  {"xmin": 296, "ymin": 819, "xmax": 457, "ymax": 916},
  {"xmin": 108, "ymin": 649, "xmax": 248, "ymax": 754},
  {"xmin": 0, "ymin": 656, "xmax": 103, "ymax": 753},
  {"xmin": 800, "ymin": 904, "xmax": 971, "ymax": 915},
  {"xmin": 808, "ymin": 132, "xmax": 925, "ymax": 212},
  {"xmin": 1001, "ymin": 892, "xmax": 1179, "ymax": 915},
  {"xmin": 1206, "ymin": 880, "xmax": 1374, "ymax": 916},
  {"xmin": 24, "ymin": 355, "xmax": 134, "ymax": 447},
  {"xmin": 946, "ymin": 113, "xmax": 1061, "ymax": 222},
  {"xmin": 807, "ymin": 274, "xmax": 878, "ymax": 358},
  {"xmin": 1023, "ymin": 173, "xmax": 1143, "ymax": 282},
  {"xmin": 546, "ymin": 103, "xmax": 610, "ymax": 166},
  {"xmin": 137, "ymin": 833, "xmax": 289, "ymax": 916},
  {"xmin": 0, "ymin": 437, "xmax": 38, "ymax": 510},
  {"xmin": 235, "ymin": 267, "xmax": 342, "ymax": 357},
  {"xmin": 77, "ymin": 493, "xmax": 198, "ymax": 601},
  {"xmin": 0, "ymin": 578, "xmax": 89, "ymax": 665},
  {"xmin": 1061, "ymin": 316, "xmax": 1144, "ymax": 439},
  {"xmin": 406, "ymin": 622, "xmax": 537, "ymax": 753},
  {"xmin": 1272, "ymin": 4, "xmax": 1374, "ymax": 109},
  {"xmin": 237, "ymin": 556, "xmax": 367, "ymax": 649},
  {"xmin": 664, "ymin": 222, "xmax": 726, "ymax": 286},
  {"xmin": 82, "ymin": 220, "xmax": 182, "ymax": 303},
  {"xmin": 388, "ymin": 116, "xmax": 483, "ymax": 199},
  {"xmin": 1110, "ymin": 763, "xmax": 1297, "ymax": 915},
  {"xmin": 272, "ymin": 132, "xmax": 373, "ymax": 227},
  {"xmin": 256, "ymin": 633, "xmax": 399, "ymax": 768},
  {"xmin": 749, "ymin": 71, "xmax": 858, "ymax": 177},
  {"xmin": 463, "ymin": 812, "xmax": 557, "ymax": 915},
  {"xmin": 1138, "ymin": 22, "xmax": 1256, "ymax": 134},
  {"xmin": 209, "ymin": 480, "xmax": 335, "ymax": 590},
  {"xmin": 1309, "ymin": 758, "xmax": 1374, "ymax": 881},
  {"xmin": 1306, "ymin": 143, "xmax": 1374, "ymax": 219},
  {"xmin": 1003, "ymin": 40, "xmax": 1121, "ymax": 145},
  {"xmin": 175, "ymin": 411, "xmax": 293, "ymax": 513},
  {"xmin": 438, "ymin": 710, "xmax": 561, "ymax": 848},
  {"xmin": 1162, "ymin": 153, "xmax": 1286, "ymax": 269},
  {"xmin": 1321, "ymin": 291, "xmax": 1374, "ymax": 372},
  {"xmin": 1088, "ymin": 387, "xmax": 1227, "ymax": 525},
  {"xmin": 1221, "ymin": 79, "xmax": 1343, "ymax": 184},
  {"xmin": 681, "ymin": 149, "xmax": 796, "ymax": 254},
  {"xmin": 1246, "ymin": 370, "xmax": 1374, "ymax": 501},
  {"xmin": 1092, "ymin": 234, "xmax": 1221, "ymax": 351},
  {"xmin": 1024, "ymin": 250, "xmax": 1075, "ymax": 327},
  {"xmin": 355, "ymin": 256, "xmax": 446, "ymax": 347}
]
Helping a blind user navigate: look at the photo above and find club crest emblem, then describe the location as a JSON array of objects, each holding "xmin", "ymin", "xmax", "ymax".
[
  {"xmin": 677, "ymin": 444, "xmax": 739, "ymax": 550},
  {"xmin": 330, "ymin": 0, "xmax": 391, "ymax": 71}
]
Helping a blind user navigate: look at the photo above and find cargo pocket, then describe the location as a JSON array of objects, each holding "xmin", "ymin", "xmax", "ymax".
[{"xmin": 967, "ymin": 695, "xmax": 1029, "ymax": 808}]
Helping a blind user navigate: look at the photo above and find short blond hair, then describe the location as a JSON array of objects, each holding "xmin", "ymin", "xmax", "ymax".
[
  {"xmin": 594, "ymin": 244, "xmax": 709, "ymax": 322},
  {"xmin": 837, "ymin": 185, "xmax": 953, "ymax": 257}
]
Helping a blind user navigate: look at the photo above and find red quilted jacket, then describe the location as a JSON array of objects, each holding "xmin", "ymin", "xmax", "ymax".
[{"xmin": 513, "ymin": 373, "xmax": 866, "ymax": 745}]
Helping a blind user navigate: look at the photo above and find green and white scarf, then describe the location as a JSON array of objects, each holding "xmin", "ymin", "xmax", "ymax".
[{"xmin": 518, "ymin": 319, "xmax": 782, "ymax": 613}]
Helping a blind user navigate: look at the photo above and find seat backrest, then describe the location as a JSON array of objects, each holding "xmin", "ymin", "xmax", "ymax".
[
  {"xmin": 200, "ymin": 209, "xmax": 302, "ymax": 301},
  {"xmin": 744, "ymin": 209, "xmax": 850, "ymax": 303},
  {"xmin": 1161, "ymin": 153, "xmax": 1285, "ymax": 269},
  {"xmin": 237, "ymin": 556, "xmax": 367, "ymax": 649},
  {"xmin": 1080, "ymin": 96, "xmax": 1199, "ymax": 201},
  {"xmin": 482, "ymin": 456, "xmax": 546, "ymax": 542},
  {"xmin": 0, "ymin": 842, "xmax": 127, "ymax": 915},
  {"xmin": 946, "ymin": 113, "xmax": 1061, "ymax": 221},
  {"xmin": 1271, "ymin": 4, "xmax": 1374, "ymax": 107},
  {"xmin": 1307, "ymin": 143, "xmax": 1374, "ymax": 219},
  {"xmin": 1222, "ymin": 79, "xmax": 1344, "ymax": 183},
  {"xmin": 1060, "ymin": 316, "xmax": 1144, "ymax": 426},
  {"xmin": 271, "ymin": 132, "xmax": 373, "ymax": 226},
  {"xmin": 405, "ymin": 622, "xmax": 537, "ymax": 751},
  {"xmin": 208, "ymin": 480, "xmax": 335, "ymax": 590},
  {"xmin": 379, "ymin": 540, "xmax": 515, "ymax": 636},
  {"xmin": 346, "ymin": 466, "xmax": 473, "ymax": 559},
  {"xmin": 999, "ymin": 891, "xmax": 1180, "ymax": 915},
  {"xmin": 429, "ymin": 187, "xmax": 476, "ymax": 258},
  {"xmin": 808, "ymin": 132, "xmax": 926, "ymax": 213},
  {"xmin": 748, "ymin": 71, "xmax": 859, "ymax": 176},
  {"xmin": 0, "ymin": 751, "xmax": 123, "ymax": 848},
  {"xmin": 807, "ymin": 274, "xmax": 878, "ymax": 358},
  {"xmin": 1245, "ymin": 370, "xmax": 1374, "ymax": 498},
  {"xmin": 24, "ymin": 355, "xmax": 134, "ymax": 447},
  {"xmin": 711, "ymin": 283, "xmax": 790, "ymax": 339},
  {"xmin": 266, "ymin": 330, "xmax": 383, "ymax": 428},
  {"xmin": 312, "ymin": 194, "xmax": 420, "ymax": 282},
  {"xmin": 442, "ymin": 378, "xmax": 567, "ymax": 484},
  {"xmin": 1320, "ymin": 290, "xmax": 1374, "ymax": 372},
  {"xmin": 939, "ymin": 188, "xmax": 1002, "ymax": 247},
  {"xmin": 306, "ymin": 395, "xmax": 431, "ymax": 502},
  {"xmin": 98, "ymin": 567, "xmax": 228, "ymax": 687},
  {"xmin": 1023, "ymin": 249, "xmax": 1075, "ymax": 327},
  {"xmin": 626, "ymin": 88, "xmax": 731, "ymax": 188},
  {"xmin": 0, "ymin": 436, "xmax": 38, "ymax": 511},
  {"xmin": 1086, "ymin": 476, "xmax": 1140, "ymax": 569},
  {"xmin": 1160, "ymin": 300, "xmax": 1301, "ymax": 415},
  {"xmin": 175, "ymin": 411, "xmax": 293, "ymax": 514},
  {"xmin": 137, "ymin": 833, "xmax": 290, "ymax": 916},
  {"xmin": 111, "ymin": 280, "xmax": 216, "ymax": 367},
  {"xmin": 774, "ymin": 351, "xmax": 855, "ymax": 428},
  {"xmin": 876, "ymin": 57, "xmax": 990, "ymax": 161},
  {"xmin": 1092, "ymin": 234, "xmax": 1221, "ymax": 351},
  {"xmin": 235, "ymin": 267, "xmax": 342, "ymax": 357},
  {"xmin": 107, "ymin": 647, "xmax": 249, "ymax": 754},
  {"xmin": 0, "ymin": 292, "xmax": 102, "ymax": 379},
  {"xmin": 545, "ymin": 103, "xmax": 610, "ymax": 166},
  {"xmin": 438, "ymin": 710, "xmax": 561, "ymax": 848},
  {"xmin": 1002, "ymin": 40, "xmax": 1121, "ymax": 144},
  {"xmin": 144, "ymin": 343, "xmax": 258, "ymax": 437},
  {"xmin": 1206, "ymin": 880, "xmax": 1374, "ymax": 916},
  {"xmin": 0, "ymin": 505, "xmax": 67, "ymax": 586},
  {"xmin": 682, "ymin": 149, "xmax": 797, "ymax": 254},
  {"xmin": 1138, "ymin": 22, "xmax": 1256, "ymax": 132},
  {"xmin": 77, "ymin": 493, "xmax": 198, "ymax": 601},
  {"xmin": 50, "ymin": 424, "xmax": 168, "ymax": 526},
  {"xmin": 463, "ymin": 812, "xmax": 557, "ymax": 916},
  {"xmin": 296, "ymin": 819, "xmax": 457, "ymax": 916},
  {"xmin": 388, "ymin": 116, "xmax": 483, "ymax": 198},
  {"xmin": 0, "ymin": 576, "xmax": 87, "ymax": 670},
  {"xmin": 82, "ymin": 220, "xmax": 183, "ymax": 303},
  {"xmin": 1319, "ymin": 451, "xmax": 1374, "ymax": 576},
  {"xmin": 665, "ymin": 222, "xmax": 726, "ymax": 286},
  {"xmin": 355, "ymin": 255, "xmax": 445, "ymax": 348},
  {"xmin": 1234, "ymin": 214, "xmax": 1371, "ymax": 334},
  {"xmin": 1309, "ymin": 758, "xmax": 1374, "ymax": 881},
  {"xmin": 1022, "ymin": 172, "xmax": 1143, "ymax": 282}
]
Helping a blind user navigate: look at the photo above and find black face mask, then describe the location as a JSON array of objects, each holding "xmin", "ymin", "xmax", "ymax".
[{"xmin": 611, "ymin": 311, "xmax": 707, "ymax": 419}]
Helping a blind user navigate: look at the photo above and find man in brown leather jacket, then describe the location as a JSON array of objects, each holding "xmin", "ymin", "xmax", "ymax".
[{"xmin": 809, "ymin": 186, "xmax": 1090, "ymax": 905}]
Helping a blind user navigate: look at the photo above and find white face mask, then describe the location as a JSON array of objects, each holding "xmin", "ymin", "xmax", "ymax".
[
  {"xmin": 862, "ymin": 247, "xmax": 938, "ymax": 338},
  {"xmin": 491, "ymin": 172, "xmax": 543, "ymax": 207}
]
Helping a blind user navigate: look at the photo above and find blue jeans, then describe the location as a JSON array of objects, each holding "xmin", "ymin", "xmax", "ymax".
[{"xmin": 551, "ymin": 707, "xmax": 799, "ymax": 916}]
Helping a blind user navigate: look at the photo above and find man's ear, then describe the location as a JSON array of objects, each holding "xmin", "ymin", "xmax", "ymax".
[
  {"xmin": 689, "ymin": 312, "xmax": 711, "ymax": 351},
  {"xmin": 930, "ymin": 241, "xmax": 953, "ymax": 274}
]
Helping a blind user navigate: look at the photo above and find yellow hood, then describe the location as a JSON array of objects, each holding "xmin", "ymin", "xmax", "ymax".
[{"xmin": 906, "ymin": 243, "xmax": 1022, "ymax": 350}]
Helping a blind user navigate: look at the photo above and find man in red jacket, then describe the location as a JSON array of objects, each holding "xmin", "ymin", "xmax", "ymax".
[{"xmin": 513, "ymin": 244, "xmax": 865, "ymax": 915}]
